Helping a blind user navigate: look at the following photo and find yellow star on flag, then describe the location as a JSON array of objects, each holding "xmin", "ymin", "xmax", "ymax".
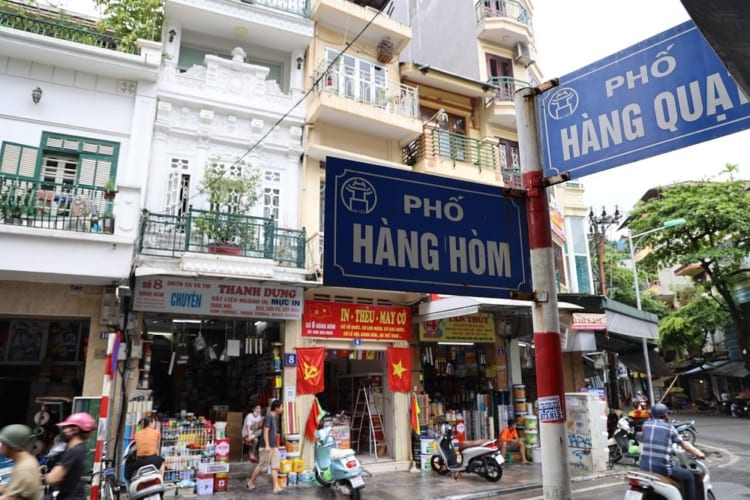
[{"xmin": 391, "ymin": 360, "xmax": 406, "ymax": 378}]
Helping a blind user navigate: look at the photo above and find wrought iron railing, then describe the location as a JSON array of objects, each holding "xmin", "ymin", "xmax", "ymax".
[
  {"xmin": 485, "ymin": 76, "xmax": 530, "ymax": 105},
  {"xmin": 403, "ymin": 130, "xmax": 497, "ymax": 171},
  {"xmin": 139, "ymin": 208, "xmax": 306, "ymax": 268},
  {"xmin": 312, "ymin": 60, "xmax": 419, "ymax": 118},
  {"xmin": 240, "ymin": 0, "xmax": 311, "ymax": 17},
  {"xmin": 474, "ymin": 0, "xmax": 531, "ymax": 28},
  {"xmin": 0, "ymin": 177, "xmax": 116, "ymax": 233},
  {"xmin": 0, "ymin": 8, "xmax": 132, "ymax": 53}
]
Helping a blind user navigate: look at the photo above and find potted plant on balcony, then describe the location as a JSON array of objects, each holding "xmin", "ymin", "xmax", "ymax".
[
  {"xmin": 103, "ymin": 178, "xmax": 117, "ymax": 201},
  {"xmin": 194, "ymin": 156, "xmax": 261, "ymax": 255},
  {"xmin": 1, "ymin": 181, "xmax": 34, "ymax": 225}
]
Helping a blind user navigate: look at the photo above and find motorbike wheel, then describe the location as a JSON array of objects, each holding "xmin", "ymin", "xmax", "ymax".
[
  {"xmin": 314, "ymin": 469, "xmax": 333, "ymax": 487},
  {"xmin": 351, "ymin": 488, "xmax": 362, "ymax": 500},
  {"xmin": 483, "ymin": 461, "xmax": 503, "ymax": 482},
  {"xmin": 680, "ymin": 428, "xmax": 697, "ymax": 445},
  {"xmin": 608, "ymin": 444, "xmax": 623, "ymax": 464},
  {"xmin": 707, "ymin": 491, "xmax": 715, "ymax": 500},
  {"xmin": 430, "ymin": 455, "xmax": 449, "ymax": 475}
]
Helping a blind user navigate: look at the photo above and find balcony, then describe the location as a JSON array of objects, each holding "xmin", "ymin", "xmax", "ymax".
[
  {"xmin": 308, "ymin": 59, "xmax": 422, "ymax": 141},
  {"xmin": 403, "ymin": 129, "xmax": 499, "ymax": 179},
  {"xmin": 475, "ymin": 0, "xmax": 533, "ymax": 47},
  {"xmin": 139, "ymin": 208, "xmax": 306, "ymax": 270},
  {"xmin": 1, "ymin": 177, "xmax": 116, "ymax": 234},
  {"xmin": 311, "ymin": 0, "xmax": 410, "ymax": 54},
  {"xmin": 485, "ymin": 76, "xmax": 529, "ymax": 128}
]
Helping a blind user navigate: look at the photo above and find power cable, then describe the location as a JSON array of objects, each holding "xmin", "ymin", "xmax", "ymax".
[{"xmin": 187, "ymin": 6, "xmax": 385, "ymax": 204}]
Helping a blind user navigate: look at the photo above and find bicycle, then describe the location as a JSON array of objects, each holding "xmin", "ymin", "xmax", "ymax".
[{"xmin": 91, "ymin": 457, "xmax": 120, "ymax": 500}]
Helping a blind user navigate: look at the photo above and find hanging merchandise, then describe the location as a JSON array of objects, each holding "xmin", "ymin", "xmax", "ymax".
[{"xmin": 194, "ymin": 323, "xmax": 206, "ymax": 352}]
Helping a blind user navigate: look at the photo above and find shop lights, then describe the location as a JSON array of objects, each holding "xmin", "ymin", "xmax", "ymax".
[
  {"xmin": 172, "ymin": 319, "xmax": 202, "ymax": 324},
  {"xmin": 437, "ymin": 341, "xmax": 474, "ymax": 346},
  {"xmin": 517, "ymin": 341, "xmax": 535, "ymax": 348},
  {"xmin": 149, "ymin": 331, "xmax": 173, "ymax": 338}
]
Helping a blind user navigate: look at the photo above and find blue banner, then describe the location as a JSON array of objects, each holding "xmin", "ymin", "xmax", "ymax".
[
  {"xmin": 323, "ymin": 157, "xmax": 531, "ymax": 298},
  {"xmin": 539, "ymin": 21, "xmax": 750, "ymax": 179}
]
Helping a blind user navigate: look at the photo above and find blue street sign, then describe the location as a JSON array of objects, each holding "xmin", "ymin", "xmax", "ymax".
[
  {"xmin": 538, "ymin": 21, "xmax": 750, "ymax": 180},
  {"xmin": 323, "ymin": 157, "xmax": 531, "ymax": 298},
  {"xmin": 284, "ymin": 353, "xmax": 297, "ymax": 367}
]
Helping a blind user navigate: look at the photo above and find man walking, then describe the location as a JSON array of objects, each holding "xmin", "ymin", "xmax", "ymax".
[
  {"xmin": 246, "ymin": 400, "xmax": 283, "ymax": 493},
  {"xmin": 0, "ymin": 424, "xmax": 42, "ymax": 500}
]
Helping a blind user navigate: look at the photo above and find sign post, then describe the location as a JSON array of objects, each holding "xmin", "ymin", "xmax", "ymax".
[{"xmin": 516, "ymin": 86, "xmax": 571, "ymax": 499}]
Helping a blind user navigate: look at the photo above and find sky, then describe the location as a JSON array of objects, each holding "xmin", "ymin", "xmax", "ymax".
[{"xmin": 533, "ymin": 0, "xmax": 750, "ymax": 216}]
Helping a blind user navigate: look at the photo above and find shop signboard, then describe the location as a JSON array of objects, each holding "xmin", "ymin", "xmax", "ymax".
[
  {"xmin": 419, "ymin": 313, "xmax": 495, "ymax": 343},
  {"xmin": 539, "ymin": 21, "xmax": 750, "ymax": 180},
  {"xmin": 571, "ymin": 313, "xmax": 607, "ymax": 331},
  {"xmin": 324, "ymin": 157, "xmax": 531, "ymax": 298},
  {"xmin": 132, "ymin": 276, "xmax": 303, "ymax": 320},
  {"xmin": 302, "ymin": 300, "xmax": 410, "ymax": 341}
]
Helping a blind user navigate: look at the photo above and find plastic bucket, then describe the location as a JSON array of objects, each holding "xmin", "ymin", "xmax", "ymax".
[
  {"xmin": 514, "ymin": 399, "xmax": 527, "ymax": 413},
  {"xmin": 513, "ymin": 384, "xmax": 526, "ymax": 400},
  {"xmin": 525, "ymin": 430, "xmax": 539, "ymax": 446},
  {"xmin": 284, "ymin": 434, "xmax": 301, "ymax": 454},
  {"xmin": 279, "ymin": 459, "xmax": 292, "ymax": 474},
  {"xmin": 277, "ymin": 474, "xmax": 288, "ymax": 489},
  {"xmin": 288, "ymin": 472, "xmax": 297, "ymax": 486},
  {"xmin": 524, "ymin": 415, "xmax": 538, "ymax": 431},
  {"xmin": 278, "ymin": 446, "xmax": 287, "ymax": 460}
]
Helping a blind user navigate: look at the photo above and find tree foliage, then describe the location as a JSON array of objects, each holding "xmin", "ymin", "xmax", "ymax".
[
  {"xmin": 626, "ymin": 165, "xmax": 750, "ymax": 356},
  {"xmin": 93, "ymin": 0, "xmax": 163, "ymax": 53},
  {"xmin": 659, "ymin": 286, "xmax": 730, "ymax": 353}
]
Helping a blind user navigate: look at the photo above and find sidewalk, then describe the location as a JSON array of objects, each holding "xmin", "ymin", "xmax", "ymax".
[{"xmin": 166, "ymin": 460, "xmax": 622, "ymax": 500}]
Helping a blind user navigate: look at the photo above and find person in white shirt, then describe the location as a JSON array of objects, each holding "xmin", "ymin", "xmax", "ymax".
[{"xmin": 242, "ymin": 403, "xmax": 263, "ymax": 462}]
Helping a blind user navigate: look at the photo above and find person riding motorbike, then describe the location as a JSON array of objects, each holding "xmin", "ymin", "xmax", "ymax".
[
  {"xmin": 45, "ymin": 412, "xmax": 96, "ymax": 500},
  {"xmin": 0, "ymin": 424, "xmax": 42, "ymax": 500},
  {"xmin": 639, "ymin": 403, "xmax": 704, "ymax": 500},
  {"xmin": 124, "ymin": 417, "xmax": 164, "ymax": 481}
]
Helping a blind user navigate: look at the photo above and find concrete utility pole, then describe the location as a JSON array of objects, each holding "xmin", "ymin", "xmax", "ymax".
[
  {"xmin": 588, "ymin": 206, "xmax": 621, "ymax": 297},
  {"xmin": 515, "ymin": 85, "xmax": 571, "ymax": 499}
]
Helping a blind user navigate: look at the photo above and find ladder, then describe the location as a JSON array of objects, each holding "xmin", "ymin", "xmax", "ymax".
[{"xmin": 351, "ymin": 385, "xmax": 385, "ymax": 458}]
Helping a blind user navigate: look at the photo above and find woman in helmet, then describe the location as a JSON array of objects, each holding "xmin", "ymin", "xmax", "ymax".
[
  {"xmin": 45, "ymin": 412, "xmax": 96, "ymax": 500},
  {"xmin": 0, "ymin": 424, "xmax": 42, "ymax": 500}
]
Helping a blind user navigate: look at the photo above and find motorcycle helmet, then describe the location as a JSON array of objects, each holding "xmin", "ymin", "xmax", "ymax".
[
  {"xmin": 0, "ymin": 424, "xmax": 32, "ymax": 450},
  {"xmin": 57, "ymin": 412, "xmax": 96, "ymax": 432},
  {"xmin": 650, "ymin": 403, "xmax": 670, "ymax": 418}
]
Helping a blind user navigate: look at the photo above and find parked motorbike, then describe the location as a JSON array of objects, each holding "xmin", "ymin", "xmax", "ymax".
[
  {"xmin": 671, "ymin": 419, "xmax": 696, "ymax": 445},
  {"xmin": 314, "ymin": 413, "xmax": 365, "ymax": 499},
  {"xmin": 624, "ymin": 445, "xmax": 714, "ymax": 499},
  {"xmin": 123, "ymin": 441, "xmax": 166, "ymax": 500},
  {"xmin": 609, "ymin": 415, "xmax": 640, "ymax": 465},
  {"xmin": 730, "ymin": 398, "xmax": 750, "ymax": 418},
  {"xmin": 429, "ymin": 423, "xmax": 503, "ymax": 482}
]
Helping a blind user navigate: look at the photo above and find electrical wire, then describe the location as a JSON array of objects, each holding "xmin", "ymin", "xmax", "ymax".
[{"xmin": 186, "ymin": 6, "xmax": 385, "ymax": 204}]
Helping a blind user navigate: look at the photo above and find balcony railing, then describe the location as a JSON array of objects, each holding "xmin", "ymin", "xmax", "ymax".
[
  {"xmin": 139, "ymin": 208, "xmax": 306, "ymax": 268},
  {"xmin": 403, "ymin": 129, "xmax": 497, "ymax": 172},
  {"xmin": 240, "ymin": 0, "xmax": 311, "ymax": 17},
  {"xmin": 0, "ymin": 8, "xmax": 133, "ymax": 53},
  {"xmin": 475, "ymin": 0, "xmax": 531, "ymax": 28},
  {"xmin": 485, "ymin": 76, "xmax": 530, "ymax": 105},
  {"xmin": 0, "ymin": 177, "xmax": 116, "ymax": 233},
  {"xmin": 313, "ymin": 60, "xmax": 419, "ymax": 118}
]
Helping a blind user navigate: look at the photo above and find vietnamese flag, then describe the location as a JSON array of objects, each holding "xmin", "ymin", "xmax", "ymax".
[
  {"xmin": 386, "ymin": 346, "xmax": 411, "ymax": 393},
  {"xmin": 296, "ymin": 347, "xmax": 325, "ymax": 395},
  {"xmin": 411, "ymin": 393, "xmax": 421, "ymax": 435},
  {"xmin": 305, "ymin": 397, "xmax": 324, "ymax": 441}
]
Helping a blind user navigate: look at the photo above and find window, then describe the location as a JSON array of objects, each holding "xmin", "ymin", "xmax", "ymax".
[
  {"xmin": 42, "ymin": 155, "xmax": 77, "ymax": 188},
  {"xmin": 166, "ymin": 158, "xmax": 190, "ymax": 216},
  {"xmin": 263, "ymin": 170, "xmax": 281, "ymax": 220},
  {"xmin": 325, "ymin": 48, "xmax": 387, "ymax": 105},
  {"xmin": 486, "ymin": 54, "xmax": 514, "ymax": 100},
  {"xmin": 0, "ymin": 318, "xmax": 88, "ymax": 365},
  {"xmin": 420, "ymin": 107, "xmax": 468, "ymax": 161}
]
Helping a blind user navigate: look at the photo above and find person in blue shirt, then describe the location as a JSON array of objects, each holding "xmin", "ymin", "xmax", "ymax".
[{"xmin": 639, "ymin": 403, "xmax": 705, "ymax": 500}]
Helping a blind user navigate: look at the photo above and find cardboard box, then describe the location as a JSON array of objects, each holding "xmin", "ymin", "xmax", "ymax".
[
  {"xmin": 196, "ymin": 473, "xmax": 214, "ymax": 495},
  {"xmin": 198, "ymin": 462, "xmax": 230, "ymax": 474},
  {"xmin": 225, "ymin": 412, "xmax": 244, "ymax": 461}
]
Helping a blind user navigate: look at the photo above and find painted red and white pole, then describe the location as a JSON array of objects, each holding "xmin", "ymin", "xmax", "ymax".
[
  {"xmin": 90, "ymin": 331, "xmax": 120, "ymax": 500},
  {"xmin": 515, "ymin": 84, "xmax": 571, "ymax": 499}
]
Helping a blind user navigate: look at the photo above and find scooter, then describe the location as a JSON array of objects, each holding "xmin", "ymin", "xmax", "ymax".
[
  {"xmin": 609, "ymin": 415, "xmax": 640, "ymax": 465},
  {"xmin": 624, "ymin": 445, "xmax": 714, "ymax": 499},
  {"xmin": 429, "ymin": 423, "xmax": 503, "ymax": 482},
  {"xmin": 123, "ymin": 442, "xmax": 166, "ymax": 500},
  {"xmin": 314, "ymin": 413, "xmax": 365, "ymax": 499},
  {"xmin": 671, "ymin": 419, "xmax": 696, "ymax": 445}
]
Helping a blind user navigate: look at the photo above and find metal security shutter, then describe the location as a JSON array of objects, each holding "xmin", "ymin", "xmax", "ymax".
[{"xmin": 0, "ymin": 143, "xmax": 39, "ymax": 179}]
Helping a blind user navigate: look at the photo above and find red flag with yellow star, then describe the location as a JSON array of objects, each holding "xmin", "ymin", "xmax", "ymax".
[
  {"xmin": 296, "ymin": 347, "xmax": 325, "ymax": 394},
  {"xmin": 386, "ymin": 346, "xmax": 411, "ymax": 393}
]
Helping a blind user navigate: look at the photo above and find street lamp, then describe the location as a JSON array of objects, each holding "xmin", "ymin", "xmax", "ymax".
[{"xmin": 626, "ymin": 218, "xmax": 686, "ymax": 406}]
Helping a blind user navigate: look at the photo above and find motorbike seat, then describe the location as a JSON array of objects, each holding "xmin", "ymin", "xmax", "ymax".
[
  {"xmin": 458, "ymin": 439, "xmax": 491, "ymax": 451},
  {"xmin": 330, "ymin": 448, "xmax": 356, "ymax": 460},
  {"xmin": 634, "ymin": 471, "xmax": 684, "ymax": 493}
]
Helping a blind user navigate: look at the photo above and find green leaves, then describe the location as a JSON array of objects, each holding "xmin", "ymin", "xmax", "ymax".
[{"xmin": 93, "ymin": 0, "xmax": 163, "ymax": 52}]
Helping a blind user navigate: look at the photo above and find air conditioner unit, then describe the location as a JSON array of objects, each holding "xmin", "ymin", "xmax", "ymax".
[{"xmin": 513, "ymin": 42, "xmax": 535, "ymax": 66}]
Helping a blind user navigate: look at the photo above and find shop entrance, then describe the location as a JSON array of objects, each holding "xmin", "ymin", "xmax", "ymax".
[{"xmin": 145, "ymin": 317, "xmax": 284, "ymax": 418}]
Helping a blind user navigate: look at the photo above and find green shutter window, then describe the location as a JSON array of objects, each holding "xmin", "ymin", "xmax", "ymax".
[
  {"xmin": 0, "ymin": 143, "xmax": 39, "ymax": 179},
  {"xmin": 78, "ymin": 155, "xmax": 112, "ymax": 188}
]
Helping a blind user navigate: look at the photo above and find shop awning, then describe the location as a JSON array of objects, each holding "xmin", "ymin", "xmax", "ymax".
[
  {"xmin": 619, "ymin": 351, "xmax": 673, "ymax": 377},
  {"xmin": 605, "ymin": 310, "xmax": 659, "ymax": 340},
  {"xmin": 706, "ymin": 361, "xmax": 750, "ymax": 378},
  {"xmin": 416, "ymin": 295, "xmax": 583, "ymax": 322}
]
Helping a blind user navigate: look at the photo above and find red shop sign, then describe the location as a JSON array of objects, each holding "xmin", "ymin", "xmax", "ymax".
[{"xmin": 303, "ymin": 301, "xmax": 410, "ymax": 341}]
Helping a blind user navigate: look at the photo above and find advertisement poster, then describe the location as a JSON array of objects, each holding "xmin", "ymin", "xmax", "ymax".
[
  {"xmin": 133, "ymin": 276, "xmax": 303, "ymax": 320},
  {"xmin": 302, "ymin": 300, "xmax": 410, "ymax": 341},
  {"xmin": 419, "ymin": 313, "xmax": 495, "ymax": 343}
]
